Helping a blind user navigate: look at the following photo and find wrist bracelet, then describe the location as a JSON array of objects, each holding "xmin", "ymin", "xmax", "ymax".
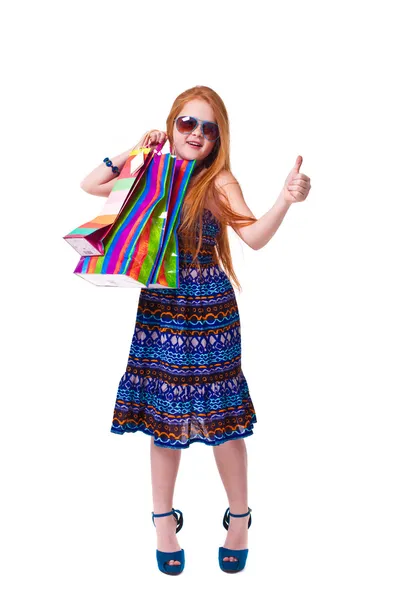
[{"xmin": 103, "ymin": 157, "xmax": 120, "ymax": 176}]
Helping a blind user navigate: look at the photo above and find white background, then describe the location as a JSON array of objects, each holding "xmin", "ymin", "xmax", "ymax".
[{"xmin": 2, "ymin": 0, "xmax": 399, "ymax": 598}]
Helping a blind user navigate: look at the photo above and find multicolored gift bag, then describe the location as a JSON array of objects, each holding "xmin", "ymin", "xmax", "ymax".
[
  {"xmin": 73, "ymin": 150, "xmax": 193, "ymax": 287},
  {"xmin": 148, "ymin": 158, "xmax": 196, "ymax": 289},
  {"xmin": 63, "ymin": 145, "xmax": 156, "ymax": 256}
]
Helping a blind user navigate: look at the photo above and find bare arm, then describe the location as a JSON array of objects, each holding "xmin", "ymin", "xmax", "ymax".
[
  {"xmin": 216, "ymin": 170, "xmax": 291, "ymax": 251},
  {"xmin": 80, "ymin": 131, "xmax": 151, "ymax": 196}
]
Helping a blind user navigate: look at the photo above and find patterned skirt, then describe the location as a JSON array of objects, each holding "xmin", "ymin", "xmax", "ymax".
[{"xmin": 110, "ymin": 210, "xmax": 257, "ymax": 449}]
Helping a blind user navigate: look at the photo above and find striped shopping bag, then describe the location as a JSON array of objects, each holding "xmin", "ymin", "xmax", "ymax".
[{"xmin": 73, "ymin": 148, "xmax": 196, "ymax": 288}]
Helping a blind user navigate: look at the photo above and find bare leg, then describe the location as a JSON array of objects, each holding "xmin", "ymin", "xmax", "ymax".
[
  {"xmin": 150, "ymin": 438, "xmax": 182, "ymax": 566},
  {"xmin": 212, "ymin": 438, "xmax": 250, "ymax": 563}
]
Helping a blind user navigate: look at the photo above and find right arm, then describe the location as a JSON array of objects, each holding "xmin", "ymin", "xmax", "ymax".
[
  {"xmin": 80, "ymin": 146, "xmax": 135, "ymax": 197},
  {"xmin": 80, "ymin": 130, "xmax": 163, "ymax": 197}
]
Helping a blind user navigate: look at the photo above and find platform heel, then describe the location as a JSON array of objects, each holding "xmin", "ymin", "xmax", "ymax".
[
  {"xmin": 152, "ymin": 508, "xmax": 185, "ymax": 575},
  {"xmin": 218, "ymin": 507, "xmax": 252, "ymax": 573}
]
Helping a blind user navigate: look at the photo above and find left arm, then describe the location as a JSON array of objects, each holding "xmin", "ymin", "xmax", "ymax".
[
  {"xmin": 215, "ymin": 156, "xmax": 311, "ymax": 251},
  {"xmin": 216, "ymin": 172, "xmax": 292, "ymax": 251}
]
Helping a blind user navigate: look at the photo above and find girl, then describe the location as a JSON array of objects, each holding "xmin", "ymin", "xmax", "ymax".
[{"xmin": 80, "ymin": 85, "xmax": 311, "ymax": 576}]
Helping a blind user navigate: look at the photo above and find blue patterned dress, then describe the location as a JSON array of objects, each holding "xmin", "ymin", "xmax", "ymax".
[{"xmin": 110, "ymin": 207, "xmax": 257, "ymax": 449}]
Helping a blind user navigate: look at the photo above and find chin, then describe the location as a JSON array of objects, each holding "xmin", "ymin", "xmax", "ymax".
[{"xmin": 181, "ymin": 144, "xmax": 204, "ymax": 159}]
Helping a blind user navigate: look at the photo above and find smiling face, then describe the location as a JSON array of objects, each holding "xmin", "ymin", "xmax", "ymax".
[{"xmin": 172, "ymin": 98, "xmax": 218, "ymax": 166}]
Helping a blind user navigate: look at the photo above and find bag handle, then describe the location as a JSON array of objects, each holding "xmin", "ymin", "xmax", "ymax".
[
  {"xmin": 155, "ymin": 138, "xmax": 172, "ymax": 155},
  {"xmin": 130, "ymin": 137, "xmax": 170, "ymax": 157},
  {"xmin": 155, "ymin": 140, "xmax": 165, "ymax": 153}
]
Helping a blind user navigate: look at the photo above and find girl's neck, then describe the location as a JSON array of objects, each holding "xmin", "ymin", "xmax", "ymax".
[{"xmin": 192, "ymin": 161, "xmax": 207, "ymax": 178}]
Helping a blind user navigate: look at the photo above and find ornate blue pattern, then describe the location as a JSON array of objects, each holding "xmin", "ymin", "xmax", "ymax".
[{"xmin": 110, "ymin": 208, "xmax": 257, "ymax": 448}]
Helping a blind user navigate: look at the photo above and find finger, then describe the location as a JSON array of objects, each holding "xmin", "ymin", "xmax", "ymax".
[
  {"xmin": 293, "ymin": 155, "xmax": 302, "ymax": 173},
  {"xmin": 292, "ymin": 174, "xmax": 310, "ymax": 182},
  {"xmin": 290, "ymin": 191, "xmax": 306, "ymax": 201},
  {"xmin": 288, "ymin": 185, "xmax": 307, "ymax": 196},
  {"xmin": 290, "ymin": 176, "xmax": 307, "ymax": 185},
  {"xmin": 288, "ymin": 182, "xmax": 309, "ymax": 191}
]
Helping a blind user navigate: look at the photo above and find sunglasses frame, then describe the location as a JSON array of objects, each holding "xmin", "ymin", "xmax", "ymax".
[{"xmin": 174, "ymin": 115, "xmax": 220, "ymax": 142}]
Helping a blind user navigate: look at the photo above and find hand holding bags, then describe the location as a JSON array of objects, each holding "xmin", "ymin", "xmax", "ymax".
[{"xmin": 73, "ymin": 142, "xmax": 196, "ymax": 288}]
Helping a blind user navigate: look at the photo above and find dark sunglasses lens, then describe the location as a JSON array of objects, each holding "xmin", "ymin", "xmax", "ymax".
[
  {"xmin": 176, "ymin": 116, "xmax": 197, "ymax": 134},
  {"xmin": 203, "ymin": 122, "xmax": 219, "ymax": 141}
]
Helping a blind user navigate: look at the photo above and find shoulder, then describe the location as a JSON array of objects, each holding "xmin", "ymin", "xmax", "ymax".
[
  {"xmin": 214, "ymin": 170, "xmax": 242, "ymax": 213},
  {"xmin": 215, "ymin": 169, "xmax": 239, "ymax": 190}
]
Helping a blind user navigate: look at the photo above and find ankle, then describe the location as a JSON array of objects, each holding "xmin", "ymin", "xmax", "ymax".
[
  {"xmin": 152, "ymin": 507, "xmax": 174, "ymax": 516},
  {"xmin": 154, "ymin": 515, "xmax": 176, "ymax": 526},
  {"xmin": 228, "ymin": 505, "xmax": 251, "ymax": 515},
  {"xmin": 153, "ymin": 513, "xmax": 177, "ymax": 531}
]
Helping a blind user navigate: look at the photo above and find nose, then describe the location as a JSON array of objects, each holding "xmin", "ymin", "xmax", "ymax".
[{"xmin": 192, "ymin": 122, "xmax": 203, "ymax": 137}]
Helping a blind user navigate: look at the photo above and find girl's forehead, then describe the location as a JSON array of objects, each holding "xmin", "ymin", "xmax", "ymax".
[{"xmin": 180, "ymin": 99, "xmax": 215, "ymax": 121}]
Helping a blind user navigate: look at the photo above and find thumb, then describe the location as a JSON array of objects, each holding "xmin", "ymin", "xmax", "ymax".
[{"xmin": 292, "ymin": 155, "xmax": 303, "ymax": 173}]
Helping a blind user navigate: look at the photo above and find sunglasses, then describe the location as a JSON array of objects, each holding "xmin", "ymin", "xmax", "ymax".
[{"xmin": 174, "ymin": 116, "xmax": 220, "ymax": 142}]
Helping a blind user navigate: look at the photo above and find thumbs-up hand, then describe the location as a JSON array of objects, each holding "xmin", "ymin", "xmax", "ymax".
[{"xmin": 282, "ymin": 156, "xmax": 311, "ymax": 205}]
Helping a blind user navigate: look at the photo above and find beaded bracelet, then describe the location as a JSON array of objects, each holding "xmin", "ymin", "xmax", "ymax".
[{"xmin": 103, "ymin": 157, "xmax": 120, "ymax": 176}]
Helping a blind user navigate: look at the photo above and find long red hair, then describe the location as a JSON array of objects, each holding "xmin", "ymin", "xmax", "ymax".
[{"xmin": 165, "ymin": 85, "xmax": 257, "ymax": 293}]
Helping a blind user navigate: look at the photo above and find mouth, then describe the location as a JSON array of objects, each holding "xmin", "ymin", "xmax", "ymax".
[{"xmin": 187, "ymin": 141, "xmax": 203, "ymax": 149}]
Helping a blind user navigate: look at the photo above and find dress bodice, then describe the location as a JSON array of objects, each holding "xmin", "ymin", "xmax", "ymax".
[
  {"xmin": 197, "ymin": 208, "xmax": 221, "ymax": 246},
  {"xmin": 178, "ymin": 208, "xmax": 221, "ymax": 264}
]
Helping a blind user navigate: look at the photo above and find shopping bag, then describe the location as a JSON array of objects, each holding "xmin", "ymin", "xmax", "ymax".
[
  {"xmin": 63, "ymin": 144, "xmax": 156, "ymax": 256},
  {"xmin": 148, "ymin": 158, "xmax": 195, "ymax": 289},
  {"xmin": 73, "ymin": 146, "xmax": 196, "ymax": 287}
]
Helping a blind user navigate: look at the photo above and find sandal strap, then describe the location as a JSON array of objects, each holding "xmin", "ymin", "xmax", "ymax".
[
  {"xmin": 229, "ymin": 508, "xmax": 252, "ymax": 518},
  {"xmin": 152, "ymin": 509, "xmax": 175, "ymax": 518},
  {"xmin": 152, "ymin": 508, "xmax": 183, "ymax": 533},
  {"xmin": 222, "ymin": 507, "xmax": 252, "ymax": 531}
]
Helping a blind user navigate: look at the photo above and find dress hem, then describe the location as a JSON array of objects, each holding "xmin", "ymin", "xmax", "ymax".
[{"xmin": 109, "ymin": 420, "xmax": 256, "ymax": 450}]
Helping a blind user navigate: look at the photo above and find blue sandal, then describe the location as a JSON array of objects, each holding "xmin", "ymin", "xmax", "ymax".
[
  {"xmin": 151, "ymin": 508, "xmax": 185, "ymax": 575},
  {"xmin": 218, "ymin": 507, "xmax": 252, "ymax": 573}
]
